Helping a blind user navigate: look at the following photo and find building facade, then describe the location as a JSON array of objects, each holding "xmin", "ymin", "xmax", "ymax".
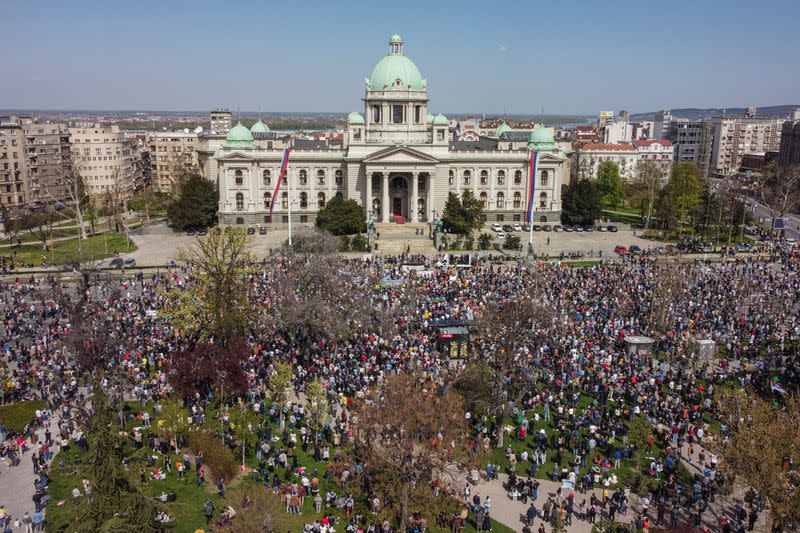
[
  {"xmin": 709, "ymin": 115, "xmax": 783, "ymax": 176},
  {"xmin": 69, "ymin": 125, "xmax": 136, "ymax": 201},
  {"xmin": 0, "ymin": 117, "xmax": 27, "ymax": 209},
  {"xmin": 778, "ymin": 109, "xmax": 800, "ymax": 169},
  {"xmin": 21, "ymin": 119, "xmax": 72, "ymax": 205},
  {"xmin": 210, "ymin": 109, "xmax": 232, "ymax": 134},
  {"xmin": 667, "ymin": 119, "xmax": 713, "ymax": 178},
  {"xmin": 572, "ymin": 141, "xmax": 673, "ymax": 183},
  {"xmin": 201, "ymin": 36, "xmax": 568, "ymax": 226},
  {"xmin": 147, "ymin": 131, "xmax": 198, "ymax": 193}
]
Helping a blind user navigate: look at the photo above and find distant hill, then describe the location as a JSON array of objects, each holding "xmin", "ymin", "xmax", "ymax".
[{"xmin": 631, "ymin": 105, "xmax": 799, "ymax": 121}]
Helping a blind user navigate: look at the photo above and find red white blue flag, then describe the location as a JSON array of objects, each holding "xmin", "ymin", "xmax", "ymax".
[
  {"xmin": 526, "ymin": 150, "xmax": 538, "ymax": 223},
  {"xmin": 269, "ymin": 148, "xmax": 291, "ymax": 217}
]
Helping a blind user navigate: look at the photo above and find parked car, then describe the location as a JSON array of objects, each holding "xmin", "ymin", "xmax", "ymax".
[
  {"xmin": 532, "ymin": 225, "xmax": 542, "ymax": 232},
  {"xmin": 512, "ymin": 223, "xmax": 522, "ymax": 231},
  {"xmin": 628, "ymin": 245, "xmax": 642, "ymax": 255},
  {"xmin": 553, "ymin": 224, "xmax": 563, "ymax": 232},
  {"xmin": 491, "ymin": 223, "xmax": 502, "ymax": 232},
  {"xmin": 575, "ymin": 226, "xmax": 584, "ymax": 232},
  {"xmin": 597, "ymin": 225, "xmax": 607, "ymax": 232},
  {"xmin": 614, "ymin": 245, "xmax": 629, "ymax": 255},
  {"xmin": 607, "ymin": 225, "xmax": 619, "ymax": 232},
  {"xmin": 502, "ymin": 224, "xmax": 514, "ymax": 232},
  {"xmin": 522, "ymin": 223, "xmax": 531, "ymax": 231},
  {"xmin": 583, "ymin": 225, "xmax": 594, "ymax": 232},
  {"xmin": 247, "ymin": 227, "xmax": 256, "ymax": 235},
  {"xmin": 496, "ymin": 231, "xmax": 505, "ymax": 239},
  {"xmin": 259, "ymin": 227, "xmax": 268, "ymax": 235},
  {"xmin": 542, "ymin": 225, "xmax": 552, "ymax": 232},
  {"xmin": 564, "ymin": 225, "xmax": 574, "ymax": 232},
  {"xmin": 186, "ymin": 229, "xmax": 197, "ymax": 236},
  {"xmin": 109, "ymin": 257, "xmax": 123, "ymax": 268},
  {"xmin": 197, "ymin": 228, "xmax": 208, "ymax": 236},
  {"xmin": 123, "ymin": 258, "xmax": 136, "ymax": 268}
]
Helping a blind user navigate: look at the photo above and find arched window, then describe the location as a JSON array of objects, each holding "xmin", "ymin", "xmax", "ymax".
[
  {"xmin": 417, "ymin": 198, "xmax": 425, "ymax": 218},
  {"xmin": 281, "ymin": 191, "xmax": 288, "ymax": 209},
  {"xmin": 235, "ymin": 217, "xmax": 244, "ymax": 225},
  {"xmin": 539, "ymin": 191, "xmax": 548, "ymax": 208},
  {"xmin": 263, "ymin": 191, "xmax": 271, "ymax": 209},
  {"xmin": 496, "ymin": 192, "xmax": 504, "ymax": 209},
  {"xmin": 335, "ymin": 170, "xmax": 343, "ymax": 186},
  {"xmin": 317, "ymin": 170, "xmax": 325, "ymax": 186},
  {"xmin": 480, "ymin": 170, "xmax": 488, "ymax": 185},
  {"xmin": 480, "ymin": 192, "xmax": 488, "ymax": 208},
  {"xmin": 418, "ymin": 175, "xmax": 426, "ymax": 191},
  {"xmin": 463, "ymin": 170, "xmax": 471, "ymax": 186},
  {"xmin": 497, "ymin": 170, "xmax": 505, "ymax": 186},
  {"xmin": 235, "ymin": 169, "xmax": 243, "ymax": 186},
  {"xmin": 299, "ymin": 192, "xmax": 308, "ymax": 208},
  {"xmin": 263, "ymin": 169, "xmax": 271, "ymax": 186},
  {"xmin": 448, "ymin": 170, "xmax": 454, "ymax": 186},
  {"xmin": 540, "ymin": 170, "xmax": 549, "ymax": 187},
  {"xmin": 317, "ymin": 192, "xmax": 326, "ymax": 208},
  {"xmin": 513, "ymin": 192, "xmax": 522, "ymax": 208},
  {"xmin": 514, "ymin": 170, "xmax": 522, "ymax": 185},
  {"xmin": 335, "ymin": 191, "xmax": 343, "ymax": 199},
  {"xmin": 372, "ymin": 198, "xmax": 381, "ymax": 216},
  {"xmin": 299, "ymin": 170, "xmax": 307, "ymax": 186},
  {"xmin": 235, "ymin": 192, "xmax": 244, "ymax": 210}
]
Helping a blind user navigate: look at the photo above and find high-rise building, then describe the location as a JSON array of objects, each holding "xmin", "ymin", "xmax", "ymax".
[
  {"xmin": 20, "ymin": 118, "xmax": 72, "ymax": 205},
  {"xmin": 709, "ymin": 113, "xmax": 784, "ymax": 176},
  {"xmin": 210, "ymin": 109, "xmax": 232, "ymax": 134},
  {"xmin": 778, "ymin": 108, "xmax": 800, "ymax": 169},
  {"xmin": 69, "ymin": 125, "xmax": 136, "ymax": 202},
  {"xmin": 147, "ymin": 131, "xmax": 198, "ymax": 193},
  {"xmin": 597, "ymin": 111, "xmax": 614, "ymax": 128},
  {"xmin": 667, "ymin": 119, "xmax": 713, "ymax": 178},
  {"xmin": 0, "ymin": 116, "xmax": 27, "ymax": 209},
  {"xmin": 653, "ymin": 109, "xmax": 672, "ymax": 141}
]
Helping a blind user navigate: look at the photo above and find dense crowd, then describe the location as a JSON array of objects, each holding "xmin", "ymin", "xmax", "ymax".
[{"xmin": 0, "ymin": 240, "xmax": 798, "ymax": 532}]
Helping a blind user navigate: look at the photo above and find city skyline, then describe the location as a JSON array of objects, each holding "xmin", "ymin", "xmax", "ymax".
[{"xmin": 1, "ymin": 0, "xmax": 799, "ymax": 115}]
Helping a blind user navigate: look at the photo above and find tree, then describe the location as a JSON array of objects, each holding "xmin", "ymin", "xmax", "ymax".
[
  {"xmin": 167, "ymin": 173, "xmax": 218, "ymax": 230},
  {"xmin": 478, "ymin": 233, "xmax": 492, "ymax": 250},
  {"xmin": 128, "ymin": 187, "xmax": 169, "ymax": 222},
  {"xmin": 315, "ymin": 195, "xmax": 366, "ymax": 235},
  {"xmin": 664, "ymin": 162, "xmax": 702, "ymax": 234},
  {"xmin": 472, "ymin": 274, "xmax": 552, "ymax": 447},
  {"xmin": 596, "ymin": 161, "xmax": 624, "ymax": 207},
  {"xmin": 0, "ymin": 205, "xmax": 21, "ymax": 247},
  {"xmin": 441, "ymin": 190, "xmax": 486, "ymax": 235},
  {"xmin": 61, "ymin": 160, "xmax": 89, "ymax": 242},
  {"xmin": 354, "ymin": 374, "xmax": 468, "ymax": 532},
  {"xmin": 561, "ymin": 179, "xmax": 602, "ymax": 226},
  {"xmin": 18, "ymin": 210, "xmax": 56, "ymax": 250},
  {"xmin": 168, "ymin": 337, "xmax": 250, "ymax": 400},
  {"xmin": 163, "ymin": 226, "xmax": 252, "ymax": 342},
  {"xmin": 716, "ymin": 390, "xmax": 800, "ymax": 532},
  {"xmin": 759, "ymin": 164, "xmax": 800, "ymax": 229},
  {"xmin": 305, "ymin": 379, "xmax": 329, "ymax": 435},
  {"xmin": 288, "ymin": 227, "xmax": 341, "ymax": 254},
  {"xmin": 632, "ymin": 160, "xmax": 663, "ymax": 229}
]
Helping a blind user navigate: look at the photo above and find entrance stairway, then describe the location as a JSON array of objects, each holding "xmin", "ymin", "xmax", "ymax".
[{"xmin": 374, "ymin": 222, "xmax": 436, "ymax": 255}]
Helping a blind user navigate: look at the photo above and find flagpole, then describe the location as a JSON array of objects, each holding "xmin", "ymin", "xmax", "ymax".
[{"xmin": 287, "ymin": 167, "xmax": 293, "ymax": 248}]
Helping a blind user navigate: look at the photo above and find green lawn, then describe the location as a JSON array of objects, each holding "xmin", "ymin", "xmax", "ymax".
[
  {"xmin": 0, "ymin": 232, "xmax": 136, "ymax": 266},
  {"xmin": 0, "ymin": 399, "xmax": 45, "ymax": 433},
  {"xmin": 45, "ymin": 401, "xmax": 515, "ymax": 533}
]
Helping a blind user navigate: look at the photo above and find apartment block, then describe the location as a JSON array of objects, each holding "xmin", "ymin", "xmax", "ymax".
[
  {"xmin": 20, "ymin": 118, "xmax": 72, "ymax": 205},
  {"xmin": 0, "ymin": 117, "xmax": 27, "ymax": 209},
  {"xmin": 709, "ymin": 114, "xmax": 783, "ymax": 176},
  {"xmin": 778, "ymin": 108, "xmax": 800, "ymax": 169},
  {"xmin": 667, "ymin": 119, "xmax": 713, "ymax": 178},
  {"xmin": 69, "ymin": 125, "xmax": 136, "ymax": 202},
  {"xmin": 147, "ymin": 131, "xmax": 198, "ymax": 193},
  {"xmin": 210, "ymin": 108, "xmax": 232, "ymax": 134}
]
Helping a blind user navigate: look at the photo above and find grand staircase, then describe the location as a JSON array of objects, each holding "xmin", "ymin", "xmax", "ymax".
[{"xmin": 373, "ymin": 222, "xmax": 437, "ymax": 255}]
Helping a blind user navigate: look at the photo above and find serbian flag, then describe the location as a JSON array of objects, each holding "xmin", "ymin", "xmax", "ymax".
[
  {"xmin": 771, "ymin": 381, "xmax": 787, "ymax": 395},
  {"xmin": 526, "ymin": 150, "xmax": 539, "ymax": 223},
  {"xmin": 268, "ymin": 148, "xmax": 291, "ymax": 217}
]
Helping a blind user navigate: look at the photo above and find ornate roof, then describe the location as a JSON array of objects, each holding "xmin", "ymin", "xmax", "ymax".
[
  {"xmin": 368, "ymin": 36, "xmax": 425, "ymax": 91},
  {"xmin": 224, "ymin": 122, "xmax": 254, "ymax": 149}
]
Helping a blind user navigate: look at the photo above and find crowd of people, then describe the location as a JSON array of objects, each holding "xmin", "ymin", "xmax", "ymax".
[{"xmin": 0, "ymin": 238, "xmax": 797, "ymax": 531}]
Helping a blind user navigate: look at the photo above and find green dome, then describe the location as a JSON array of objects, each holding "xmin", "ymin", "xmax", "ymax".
[
  {"xmin": 425, "ymin": 112, "xmax": 435, "ymax": 124},
  {"xmin": 433, "ymin": 113, "xmax": 448, "ymax": 126},
  {"xmin": 494, "ymin": 122, "xmax": 513, "ymax": 137},
  {"xmin": 527, "ymin": 126, "xmax": 557, "ymax": 150},
  {"xmin": 225, "ymin": 122, "xmax": 254, "ymax": 148},
  {"xmin": 369, "ymin": 37, "xmax": 425, "ymax": 91},
  {"xmin": 348, "ymin": 111, "xmax": 365, "ymax": 125},
  {"xmin": 250, "ymin": 119, "xmax": 269, "ymax": 134}
]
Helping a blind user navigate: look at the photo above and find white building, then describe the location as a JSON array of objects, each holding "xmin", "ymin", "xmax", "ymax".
[
  {"xmin": 709, "ymin": 114, "xmax": 784, "ymax": 176},
  {"xmin": 572, "ymin": 140, "xmax": 673, "ymax": 183},
  {"xmin": 147, "ymin": 131, "xmax": 198, "ymax": 193},
  {"xmin": 603, "ymin": 120, "xmax": 633, "ymax": 144},
  {"xmin": 69, "ymin": 125, "xmax": 136, "ymax": 200},
  {"xmin": 200, "ymin": 35, "xmax": 569, "ymax": 226}
]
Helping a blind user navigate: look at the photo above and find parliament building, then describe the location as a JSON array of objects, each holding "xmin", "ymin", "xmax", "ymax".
[{"xmin": 197, "ymin": 35, "xmax": 568, "ymax": 226}]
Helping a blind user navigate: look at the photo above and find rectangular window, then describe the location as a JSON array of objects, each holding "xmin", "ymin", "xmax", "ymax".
[
  {"xmin": 392, "ymin": 105, "xmax": 404, "ymax": 124},
  {"xmin": 497, "ymin": 214, "xmax": 504, "ymax": 222},
  {"xmin": 372, "ymin": 105, "xmax": 381, "ymax": 123},
  {"xmin": 300, "ymin": 215, "xmax": 308, "ymax": 223},
  {"xmin": 282, "ymin": 215, "xmax": 289, "ymax": 223},
  {"xmin": 414, "ymin": 105, "xmax": 421, "ymax": 124}
]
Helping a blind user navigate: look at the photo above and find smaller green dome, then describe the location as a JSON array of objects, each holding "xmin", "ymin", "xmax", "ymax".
[
  {"xmin": 348, "ymin": 111, "xmax": 365, "ymax": 125},
  {"xmin": 250, "ymin": 119, "xmax": 269, "ymax": 134},
  {"xmin": 426, "ymin": 112, "xmax": 435, "ymax": 124},
  {"xmin": 494, "ymin": 122, "xmax": 513, "ymax": 137},
  {"xmin": 225, "ymin": 122, "xmax": 254, "ymax": 149},
  {"xmin": 527, "ymin": 126, "xmax": 557, "ymax": 150},
  {"xmin": 433, "ymin": 113, "xmax": 448, "ymax": 126},
  {"xmin": 390, "ymin": 34, "xmax": 403, "ymax": 43}
]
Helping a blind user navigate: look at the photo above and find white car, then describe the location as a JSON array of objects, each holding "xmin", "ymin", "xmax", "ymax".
[
  {"xmin": 512, "ymin": 223, "xmax": 522, "ymax": 231},
  {"xmin": 496, "ymin": 231, "xmax": 505, "ymax": 239},
  {"xmin": 491, "ymin": 223, "xmax": 502, "ymax": 232}
]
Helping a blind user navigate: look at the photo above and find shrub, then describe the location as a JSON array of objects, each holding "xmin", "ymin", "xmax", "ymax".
[
  {"xmin": 350, "ymin": 233, "xmax": 367, "ymax": 252},
  {"xmin": 463, "ymin": 235, "xmax": 474, "ymax": 251},
  {"xmin": 478, "ymin": 233, "xmax": 492, "ymax": 250},
  {"xmin": 339, "ymin": 234, "xmax": 351, "ymax": 252},
  {"xmin": 188, "ymin": 430, "xmax": 239, "ymax": 483},
  {"xmin": 503, "ymin": 234, "xmax": 521, "ymax": 250}
]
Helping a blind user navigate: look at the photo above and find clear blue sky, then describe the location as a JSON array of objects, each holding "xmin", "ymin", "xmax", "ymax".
[{"xmin": 1, "ymin": 0, "xmax": 798, "ymax": 115}]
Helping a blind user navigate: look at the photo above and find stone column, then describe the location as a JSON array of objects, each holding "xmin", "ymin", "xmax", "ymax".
[
  {"xmin": 410, "ymin": 172, "xmax": 419, "ymax": 222},
  {"xmin": 382, "ymin": 172, "xmax": 390, "ymax": 222}
]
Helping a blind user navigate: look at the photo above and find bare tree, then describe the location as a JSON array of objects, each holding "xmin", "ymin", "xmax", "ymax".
[
  {"xmin": 635, "ymin": 160, "xmax": 664, "ymax": 230},
  {"xmin": 759, "ymin": 165, "xmax": 800, "ymax": 232}
]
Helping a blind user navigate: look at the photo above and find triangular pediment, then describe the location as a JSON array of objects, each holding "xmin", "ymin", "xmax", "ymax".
[
  {"xmin": 362, "ymin": 145, "xmax": 439, "ymax": 165},
  {"xmin": 215, "ymin": 150, "xmax": 258, "ymax": 161}
]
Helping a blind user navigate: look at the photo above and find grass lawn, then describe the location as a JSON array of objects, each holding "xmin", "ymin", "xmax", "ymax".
[
  {"xmin": 1, "ymin": 232, "xmax": 136, "ymax": 266},
  {"xmin": 0, "ymin": 399, "xmax": 45, "ymax": 433},
  {"xmin": 45, "ymin": 401, "xmax": 515, "ymax": 533}
]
